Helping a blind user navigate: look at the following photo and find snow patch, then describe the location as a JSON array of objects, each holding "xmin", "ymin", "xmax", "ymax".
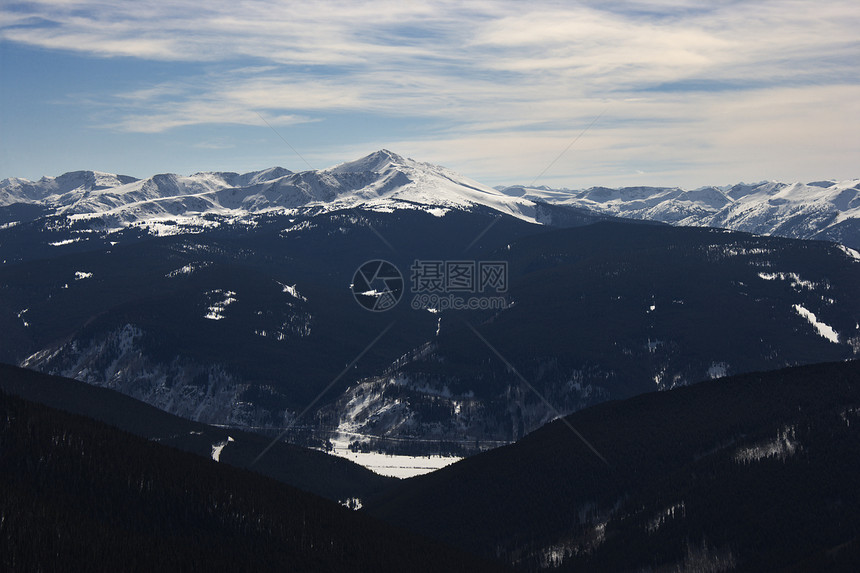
[
  {"xmin": 757, "ymin": 271, "xmax": 817, "ymax": 290},
  {"xmin": 541, "ymin": 520, "xmax": 608, "ymax": 567},
  {"xmin": 166, "ymin": 261, "xmax": 211, "ymax": 278},
  {"xmin": 281, "ymin": 220, "xmax": 316, "ymax": 234},
  {"xmin": 277, "ymin": 281, "xmax": 307, "ymax": 301},
  {"xmin": 324, "ymin": 432, "xmax": 462, "ymax": 478},
  {"xmin": 734, "ymin": 426, "xmax": 799, "ymax": 463},
  {"xmin": 211, "ymin": 436, "xmax": 234, "ymax": 462},
  {"xmin": 841, "ymin": 407, "xmax": 860, "ymax": 427},
  {"xmin": 838, "ymin": 244, "xmax": 860, "ymax": 261},
  {"xmin": 425, "ymin": 207, "xmax": 449, "ymax": 217},
  {"xmin": 49, "ymin": 238, "xmax": 81, "ymax": 246},
  {"xmin": 647, "ymin": 501, "xmax": 686, "ymax": 533},
  {"xmin": 204, "ymin": 290, "xmax": 237, "ymax": 320},
  {"xmin": 707, "ymin": 362, "xmax": 728, "ymax": 379},
  {"xmin": 339, "ymin": 497, "xmax": 363, "ymax": 510},
  {"xmin": 793, "ymin": 304, "xmax": 839, "ymax": 343}
]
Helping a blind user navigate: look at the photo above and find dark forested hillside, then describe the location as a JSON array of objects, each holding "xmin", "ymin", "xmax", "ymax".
[
  {"xmin": 0, "ymin": 388, "xmax": 508, "ymax": 573},
  {"xmin": 4, "ymin": 207, "xmax": 858, "ymax": 455},
  {"xmin": 322, "ymin": 220, "xmax": 860, "ymax": 450},
  {"xmin": 366, "ymin": 360, "xmax": 860, "ymax": 572},
  {"xmin": 397, "ymin": 222, "xmax": 860, "ymax": 412},
  {"xmin": 0, "ymin": 362, "xmax": 393, "ymax": 502}
]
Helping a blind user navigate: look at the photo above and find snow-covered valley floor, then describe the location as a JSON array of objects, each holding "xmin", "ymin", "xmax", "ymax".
[{"xmin": 322, "ymin": 433, "xmax": 462, "ymax": 479}]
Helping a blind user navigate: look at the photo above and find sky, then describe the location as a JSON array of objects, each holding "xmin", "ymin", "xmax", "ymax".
[{"xmin": 0, "ymin": 0, "xmax": 858, "ymax": 189}]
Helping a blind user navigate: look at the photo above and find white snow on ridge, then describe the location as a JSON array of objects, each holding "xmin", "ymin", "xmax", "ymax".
[
  {"xmin": 793, "ymin": 304, "xmax": 839, "ymax": 343},
  {"xmin": 49, "ymin": 238, "xmax": 81, "ymax": 246},
  {"xmin": 312, "ymin": 150, "xmax": 538, "ymax": 223},
  {"xmin": 499, "ymin": 178, "xmax": 860, "ymax": 247},
  {"xmin": 757, "ymin": 271, "xmax": 817, "ymax": 290},
  {"xmin": 0, "ymin": 170, "xmax": 140, "ymax": 207},
  {"xmin": 5, "ymin": 156, "xmax": 857, "ymax": 248},
  {"xmin": 0, "ymin": 151, "xmax": 540, "ymax": 229},
  {"xmin": 838, "ymin": 244, "xmax": 860, "ymax": 261}
]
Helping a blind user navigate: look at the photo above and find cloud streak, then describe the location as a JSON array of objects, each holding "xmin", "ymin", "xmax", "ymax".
[{"xmin": 1, "ymin": 0, "xmax": 858, "ymax": 186}]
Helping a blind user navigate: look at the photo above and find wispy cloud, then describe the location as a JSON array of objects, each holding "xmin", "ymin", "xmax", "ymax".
[{"xmin": 2, "ymin": 0, "xmax": 858, "ymax": 186}]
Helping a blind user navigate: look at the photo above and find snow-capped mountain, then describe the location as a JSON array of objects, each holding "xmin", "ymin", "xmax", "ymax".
[
  {"xmin": 0, "ymin": 170, "xmax": 140, "ymax": 205},
  {"xmin": 0, "ymin": 151, "xmax": 537, "ymax": 229},
  {"xmin": 499, "ymin": 179, "xmax": 860, "ymax": 248},
  {"xmin": 5, "ymin": 151, "xmax": 857, "ymax": 247}
]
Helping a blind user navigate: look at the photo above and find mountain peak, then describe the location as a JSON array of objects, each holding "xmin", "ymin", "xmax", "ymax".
[{"xmin": 326, "ymin": 149, "xmax": 407, "ymax": 174}]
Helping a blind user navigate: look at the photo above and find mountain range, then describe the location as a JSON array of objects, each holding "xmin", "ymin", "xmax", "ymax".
[
  {"xmin": 500, "ymin": 178, "xmax": 860, "ymax": 249},
  {"xmin": 2, "ymin": 150, "xmax": 858, "ymax": 248},
  {"xmin": 0, "ymin": 150, "xmax": 536, "ymax": 231}
]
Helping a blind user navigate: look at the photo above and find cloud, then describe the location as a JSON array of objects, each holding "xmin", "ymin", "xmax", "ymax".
[
  {"xmin": 328, "ymin": 82, "xmax": 860, "ymax": 188},
  {"xmin": 1, "ymin": 0, "xmax": 858, "ymax": 185}
]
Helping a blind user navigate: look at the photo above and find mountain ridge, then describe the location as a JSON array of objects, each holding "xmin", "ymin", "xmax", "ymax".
[
  {"xmin": 365, "ymin": 359, "xmax": 860, "ymax": 571},
  {"xmin": 5, "ymin": 151, "xmax": 857, "ymax": 247},
  {"xmin": 500, "ymin": 178, "xmax": 860, "ymax": 248},
  {"xmin": 0, "ymin": 150, "xmax": 538, "ymax": 228}
]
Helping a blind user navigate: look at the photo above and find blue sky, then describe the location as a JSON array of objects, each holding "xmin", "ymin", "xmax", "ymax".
[{"xmin": 1, "ymin": 0, "xmax": 858, "ymax": 189}]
